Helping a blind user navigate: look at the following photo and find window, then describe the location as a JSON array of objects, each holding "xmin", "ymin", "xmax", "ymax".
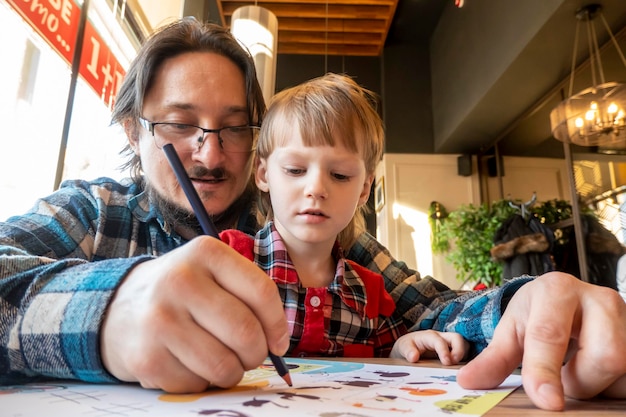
[{"xmin": 0, "ymin": 0, "xmax": 139, "ymax": 220}]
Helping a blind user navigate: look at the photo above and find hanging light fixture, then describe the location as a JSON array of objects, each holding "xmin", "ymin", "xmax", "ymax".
[
  {"xmin": 230, "ymin": 4, "xmax": 278, "ymax": 103},
  {"xmin": 550, "ymin": 4, "xmax": 626, "ymax": 147}
]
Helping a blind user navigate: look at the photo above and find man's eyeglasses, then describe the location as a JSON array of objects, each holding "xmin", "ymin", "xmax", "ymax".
[{"xmin": 139, "ymin": 118, "xmax": 259, "ymax": 153}]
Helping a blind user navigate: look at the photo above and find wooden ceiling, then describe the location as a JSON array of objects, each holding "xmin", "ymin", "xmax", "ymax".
[{"xmin": 217, "ymin": 0, "xmax": 400, "ymax": 56}]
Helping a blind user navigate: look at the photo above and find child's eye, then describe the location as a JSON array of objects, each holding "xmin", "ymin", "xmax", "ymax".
[
  {"xmin": 285, "ymin": 168, "xmax": 305, "ymax": 175},
  {"xmin": 332, "ymin": 173, "xmax": 350, "ymax": 181}
]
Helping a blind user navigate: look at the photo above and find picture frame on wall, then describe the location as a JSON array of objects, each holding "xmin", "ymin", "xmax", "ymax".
[{"xmin": 375, "ymin": 177, "xmax": 385, "ymax": 212}]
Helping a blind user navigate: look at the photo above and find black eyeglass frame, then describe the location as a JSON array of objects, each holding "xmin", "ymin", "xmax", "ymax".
[{"xmin": 138, "ymin": 117, "xmax": 259, "ymax": 153}]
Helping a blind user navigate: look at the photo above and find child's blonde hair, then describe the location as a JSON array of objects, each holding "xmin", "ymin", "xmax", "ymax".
[{"xmin": 256, "ymin": 73, "xmax": 385, "ymax": 250}]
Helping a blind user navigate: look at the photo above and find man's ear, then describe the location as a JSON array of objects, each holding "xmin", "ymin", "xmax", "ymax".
[
  {"xmin": 255, "ymin": 157, "xmax": 270, "ymax": 192},
  {"xmin": 358, "ymin": 174, "xmax": 375, "ymax": 206},
  {"xmin": 124, "ymin": 120, "xmax": 140, "ymax": 155}
]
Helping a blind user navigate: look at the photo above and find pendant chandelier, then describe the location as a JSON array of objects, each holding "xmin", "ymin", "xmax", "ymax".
[{"xmin": 550, "ymin": 4, "xmax": 626, "ymax": 147}]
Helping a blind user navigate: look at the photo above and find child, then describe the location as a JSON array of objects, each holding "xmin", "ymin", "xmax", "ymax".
[{"xmin": 221, "ymin": 73, "xmax": 468, "ymax": 364}]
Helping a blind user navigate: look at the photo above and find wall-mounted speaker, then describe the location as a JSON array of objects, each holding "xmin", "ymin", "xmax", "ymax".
[
  {"xmin": 457, "ymin": 154, "xmax": 472, "ymax": 176},
  {"xmin": 487, "ymin": 155, "xmax": 503, "ymax": 177}
]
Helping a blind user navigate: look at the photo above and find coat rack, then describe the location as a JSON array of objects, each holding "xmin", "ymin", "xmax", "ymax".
[{"xmin": 507, "ymin": 192, "xmax": 537, "ymax": 220}]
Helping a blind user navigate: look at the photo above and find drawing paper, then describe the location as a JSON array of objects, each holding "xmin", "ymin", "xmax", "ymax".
[{"xmin": 0, "ymin": 358, "xmax": 522, "ymax": 416}]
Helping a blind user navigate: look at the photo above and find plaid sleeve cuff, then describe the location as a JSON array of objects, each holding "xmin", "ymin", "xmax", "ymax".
[
  {"xmin": 412, "ymin": 276, "xmax": 534, "ymax": 354},
  {"xmin": 19, "ymin": 256, "xmax": 151, "ymax": 382}
]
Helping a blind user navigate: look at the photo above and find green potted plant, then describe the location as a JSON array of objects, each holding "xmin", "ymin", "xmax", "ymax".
[
  {"xmin": 433, "ymin": 199, "xmax": 575, "ymax": 287},
  {"xmin": 435, "ymin": 200, "xmax": 515, "ymax": 287}
]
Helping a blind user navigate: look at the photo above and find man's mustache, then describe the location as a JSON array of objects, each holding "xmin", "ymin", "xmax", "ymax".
[{"xmin": 188, "ymin": 166, "xmax": 226, "ymax": 179}]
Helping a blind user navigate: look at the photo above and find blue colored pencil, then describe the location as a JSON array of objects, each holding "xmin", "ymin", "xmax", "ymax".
[{"xmin": 162, "ymin": 143, "xmax": 292, "ymax": 387}]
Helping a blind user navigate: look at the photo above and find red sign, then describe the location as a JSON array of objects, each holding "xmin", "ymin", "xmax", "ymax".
[
  {"xmin": 6, "ymin": 0, "xmax": 126, "ymax": 107},
  {"xmin": 80, "ymin": 17, "xmax": 125, "ymax": 107}
]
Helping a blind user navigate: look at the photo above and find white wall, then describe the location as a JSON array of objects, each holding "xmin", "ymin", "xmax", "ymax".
[
  {"xmin": 483, "ymin": 156, "xmax": 570, "ymax": 204},
  {"xmin": 375, "ymin": 154, "xmax": 481, "ymax": 289}
]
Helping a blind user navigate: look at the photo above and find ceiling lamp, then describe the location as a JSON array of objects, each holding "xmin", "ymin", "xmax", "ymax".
[
  {"xmin": 230, "ymin": 5, "xmax": 278, "ymax": 103},
  {"xmin": 550, "ymin": 4, "xmax": 626, "ymax": 147}
]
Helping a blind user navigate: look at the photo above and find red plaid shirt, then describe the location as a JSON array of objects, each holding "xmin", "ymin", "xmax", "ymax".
[{"xmin": 221, "ymin": 223, "xmax": 407, "ymax": 357}]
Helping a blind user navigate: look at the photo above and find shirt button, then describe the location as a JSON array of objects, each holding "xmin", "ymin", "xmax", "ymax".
[{"xmin": 310, "ymin": 296, "xmax": 321, "ymax": 307}]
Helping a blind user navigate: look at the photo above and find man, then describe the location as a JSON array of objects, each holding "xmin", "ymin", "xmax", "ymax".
[{"xmin": 0, "ymin": 18, "xmax": 624, "ymax": 411}]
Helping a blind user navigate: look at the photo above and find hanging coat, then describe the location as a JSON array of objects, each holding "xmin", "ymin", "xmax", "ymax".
[
  {"xmin": 490, "ymin": 214, "xmax": 555, "ymax": 281},
  {"xmin": 552, "ymin": 215, "xmax": 624, "ymax": 290}
]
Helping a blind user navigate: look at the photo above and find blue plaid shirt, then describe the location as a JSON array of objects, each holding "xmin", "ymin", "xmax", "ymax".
[{"xmin": 0, "ymin": 177, "xmax": 532, "ymax": 384}]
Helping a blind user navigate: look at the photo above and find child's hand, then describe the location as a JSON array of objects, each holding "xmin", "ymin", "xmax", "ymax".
[{"xmin": 390, "ymin": 330, "xmax": 469, "ymax": 366}]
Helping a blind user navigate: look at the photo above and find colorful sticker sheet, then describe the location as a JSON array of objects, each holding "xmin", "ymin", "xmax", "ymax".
[{"xmin": 0, "ymin": 358, "xmax": 522, "ymax": 416}]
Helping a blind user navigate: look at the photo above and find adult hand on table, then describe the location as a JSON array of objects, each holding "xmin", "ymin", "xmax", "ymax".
[
  {"xmin": 100, "ymin": 236, "xmax": 290, "ymax": 393},
  {"xmin": 457, "ymin": 272, "xmax": 626, "ymax": 411}
]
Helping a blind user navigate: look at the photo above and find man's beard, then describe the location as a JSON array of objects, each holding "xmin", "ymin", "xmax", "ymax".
[
  {"xmin": 145, "ymin": 167, "xmax": 256, "ymax": 237},
  {"xmin": 148, "ymin": 183, "xmax": 203, "ymax": 236},
  {"xmin": 147, "ymin": 165, "xmax": 229, "ymax": 236}
]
